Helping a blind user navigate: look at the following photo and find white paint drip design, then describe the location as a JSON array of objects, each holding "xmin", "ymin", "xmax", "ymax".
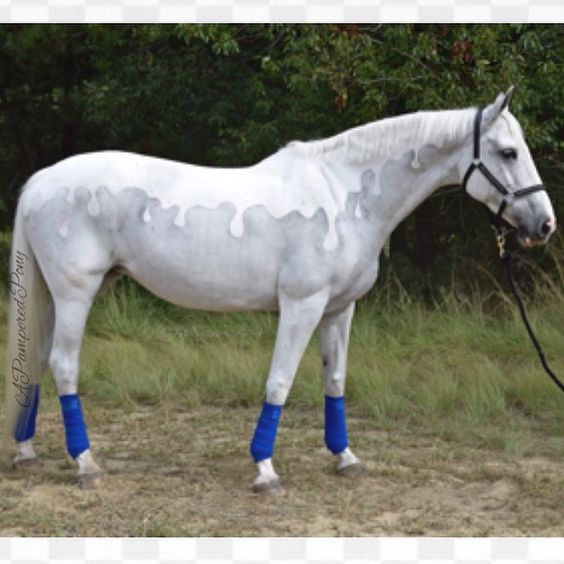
[
  {"xmin": 87, "ymin": 192, "xmax": 101, "ymax": 216},
  {"xmin": 24, "ymin": 151, "xmax": 377, "ymax": 251},
  {"xmin": 354, "ymin": 201, "xmax": 363, "ymax": 219}
]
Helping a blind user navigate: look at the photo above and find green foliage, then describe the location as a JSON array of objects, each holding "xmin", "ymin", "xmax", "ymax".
[{"xmin": 0, "ymin": 24, "xmax": 563, "ymax": 292}]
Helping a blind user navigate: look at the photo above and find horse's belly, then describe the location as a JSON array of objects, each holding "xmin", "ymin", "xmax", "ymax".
[
  {"xmin": 118, "ymin": 200, "xmax": 283, "ymax": 311},
  {"xmin": 124, "ymin": 250, "xmax": 280, "ymax": 311}
]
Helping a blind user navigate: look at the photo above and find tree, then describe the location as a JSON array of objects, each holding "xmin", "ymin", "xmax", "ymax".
[{"xmin": 0, "ymin": 24, "xmax": 562, "ymax": 295}]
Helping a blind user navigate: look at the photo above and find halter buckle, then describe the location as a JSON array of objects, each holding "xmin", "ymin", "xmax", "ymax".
[
  {"xmin": 504, "ymin": 192, "xmax": 516, "ymax": 204},
  {"xmin": 495, "ymin": 230, "xmax": 508, "ymax": 259}
]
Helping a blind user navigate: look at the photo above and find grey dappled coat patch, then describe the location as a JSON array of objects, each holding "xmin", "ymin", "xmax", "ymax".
[{"xmin": 361, "ymin": 169, "xmax": 376, "ymax": 191}]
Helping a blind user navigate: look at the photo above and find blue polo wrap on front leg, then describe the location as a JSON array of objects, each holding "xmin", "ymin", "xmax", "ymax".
[
  {"xmin": 324, "ymin": 395, "xmax": 348, "ymax": 455},
  {"xmin": 14, "ymin": 384, "xmax": 40, "ymax": 443},
  {"xmin": 250, "ymin": 402, "xmax": 282, "ymax": 462},
  {"xmin": 59, "ymin": 394, "xmax": 90, "ymax": 459}
]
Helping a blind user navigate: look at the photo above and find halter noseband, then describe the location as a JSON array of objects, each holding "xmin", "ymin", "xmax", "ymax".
[{"xmin": 461, "ymin": 108, "xmax": 546, "ymax": 228}]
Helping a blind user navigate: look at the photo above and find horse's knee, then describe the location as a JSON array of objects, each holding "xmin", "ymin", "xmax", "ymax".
[
  {"xmin": 324, "ymin": 371, "xmax": 346, "ymax": 397},
  {"xmin": 266, "ymin": 376, "xmax": 291, "ymax": 405}
]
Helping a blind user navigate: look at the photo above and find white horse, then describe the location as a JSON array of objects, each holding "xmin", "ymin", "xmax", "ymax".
[{"xmin": 3, "ymin": 89, "xmax": 556, "ymax": 491}]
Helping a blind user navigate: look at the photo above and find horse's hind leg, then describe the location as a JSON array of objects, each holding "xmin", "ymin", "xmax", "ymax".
[
  {"xmin": 319, "ymin": 302, "xmax": 366, "ymax": 477},
  {"xmin": 49, "ymin": 290, "xmax": 102, "ymax": 487},
  {"xmin": 13, "ymin": 384, "xmax": 41, "ymax": 469},
  {"xmin": 13, "ymin": 301, "xmax": 55, "ymax": 469}
]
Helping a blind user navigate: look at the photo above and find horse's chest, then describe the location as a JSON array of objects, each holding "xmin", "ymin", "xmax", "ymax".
[{"xmin": 332, "ymin": 257, "xmax": 379, "ymax": 303}]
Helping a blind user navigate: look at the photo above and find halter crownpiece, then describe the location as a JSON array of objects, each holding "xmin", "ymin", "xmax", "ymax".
[{"xmin": 462, "ymin": 107, "xmax": 546, "ymax": 227}]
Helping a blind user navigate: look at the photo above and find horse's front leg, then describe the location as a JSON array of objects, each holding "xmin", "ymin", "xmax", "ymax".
[
  {"xmin": 250, "ymin": 290, "xmax": 328, "ymax": 494},
  {"xmin": 319, "ymin": 302, "xmax": 366, "ymax": 476}
]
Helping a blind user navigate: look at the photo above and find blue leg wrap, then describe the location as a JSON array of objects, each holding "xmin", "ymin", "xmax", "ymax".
[
  {"xmin": 250, "ymin": 402, "xmax": 282, "ymax": 462},
  {"xmin": 14, "ymin": 384, "xmax": 40, "ymax": 443},
  {"xmin": 59, "ymin": 394, "xmax": 90, "ymax": 459},
  {"xmin": 324, "ymin": 395, "xmax": 348, "ymax": 455}
]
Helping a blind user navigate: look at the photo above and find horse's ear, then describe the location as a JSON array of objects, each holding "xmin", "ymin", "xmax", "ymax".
[
  {"xmin": 482, "ymin": 86, "xmax": 514, "ymax": 125},
  {"xmin": 501, "ymin": 85, "xmax": 514, "ymax": 110}
]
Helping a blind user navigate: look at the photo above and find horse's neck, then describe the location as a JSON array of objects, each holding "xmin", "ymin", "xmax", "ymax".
[
  {"xmin": 379, "ymin": 150, "xmax": 459, "ymax": 239},
  {"xmin": 335, "ymin": 143, "xmax": 462, "ymax": 243}
]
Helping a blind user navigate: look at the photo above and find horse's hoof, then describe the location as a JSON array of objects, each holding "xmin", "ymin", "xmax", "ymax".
[
  {"xmin": 337, "ymin": 462, "xmax": 368, "ymax": 478},
  {"xmin": 78, "ymin": 471, "xmax": 102, "ymax": 489},
  {"xmin": 252, "ymin": 478, "xmax": 285, "ymax": 496},
  {"xmin": 13, "ymin": 457, "xmax": 40, "ymax": 471}
]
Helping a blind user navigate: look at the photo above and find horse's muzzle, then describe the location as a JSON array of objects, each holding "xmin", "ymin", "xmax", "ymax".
[{"xmin": 518, "ymin": 217, "xmax": 556, "ymax": 247}]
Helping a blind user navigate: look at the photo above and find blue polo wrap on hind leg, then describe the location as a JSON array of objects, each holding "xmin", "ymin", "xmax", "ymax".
[
  {"xmin": 14, "ymin": 384, "xmax": 40, "ymax": 443},
  {"xmin": 59, "ymin": 394, "xmax": 90, "ymax": 459},
  {"xmin": 324, "ymin": 395, "xmax": 348, "ymax": 455},
  {"xmin": 250, "ymin": 402, "xmax": 282, "ymax": 462}
]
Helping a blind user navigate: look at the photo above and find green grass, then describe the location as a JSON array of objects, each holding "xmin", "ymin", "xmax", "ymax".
[{"xmin": 1, "ymin": 267, "xmax": 564, "ymax": 458}]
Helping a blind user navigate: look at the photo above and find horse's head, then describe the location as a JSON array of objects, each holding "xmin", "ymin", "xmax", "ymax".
[{"xmin": 461, "ymin": 87, "xmax": 556, "ymax": 247}]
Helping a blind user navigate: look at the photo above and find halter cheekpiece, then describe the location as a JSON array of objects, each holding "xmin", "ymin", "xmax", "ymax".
[{"xmin": 462, "ymin": 107, "xmax": 546, "ymax": 228}]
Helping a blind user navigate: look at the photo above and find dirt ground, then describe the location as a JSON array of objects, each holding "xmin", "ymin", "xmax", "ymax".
[{"xmin": 1, "ymin": 404, "xmax": 563, "ymax": 536}]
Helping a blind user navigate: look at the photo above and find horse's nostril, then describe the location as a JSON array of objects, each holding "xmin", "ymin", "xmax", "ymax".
[{"xmin": 540, "ymin": 219, "xmax": 555, "ymax": 237}]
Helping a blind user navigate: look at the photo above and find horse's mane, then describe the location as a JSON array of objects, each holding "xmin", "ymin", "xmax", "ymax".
[{"xmin": 287, "ymin": 107, "xmax": 476, "ymax": 164}]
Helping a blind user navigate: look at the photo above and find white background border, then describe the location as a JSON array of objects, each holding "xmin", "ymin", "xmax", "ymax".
[
  {"xmin": 0, "ymin": 1, "xmax": 563, "ymax": 561},
  {"xmin": 1, "ymin": 536, "xmax": 564, "ymax": 561},
  {"xmin": 0, "ymin": 0, "xmax": 562, "ymax": 23}
]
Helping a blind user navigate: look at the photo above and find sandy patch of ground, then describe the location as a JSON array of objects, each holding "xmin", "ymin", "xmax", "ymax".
[{"xmin": 1, "ymin": 405, "xmax": 563, "ymax": 536}]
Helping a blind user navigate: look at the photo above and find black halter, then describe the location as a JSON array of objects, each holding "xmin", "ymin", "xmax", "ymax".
[{"xmin": 462, "ymin": 107, "xmax": 546, "ymax": 230}]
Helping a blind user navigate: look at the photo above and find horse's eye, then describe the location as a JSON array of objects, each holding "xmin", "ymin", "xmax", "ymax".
[{"xmin": 500, "ymin": 148, "xmax": 518, "ymax": 159}]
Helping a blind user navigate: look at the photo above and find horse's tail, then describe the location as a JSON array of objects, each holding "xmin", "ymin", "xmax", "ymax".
[{"xmin": 2, "ymin": 196, "xmax": 50, "ymax": 457}]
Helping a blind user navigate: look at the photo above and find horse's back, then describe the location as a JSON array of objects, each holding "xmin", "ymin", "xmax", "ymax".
[
  {"xmin": 21, "ymin": 150, "xmax": 254, "ymax": 211},
  {"xmin": 20, "ymin": 149, "xmax": 327, "ymax": 223}
]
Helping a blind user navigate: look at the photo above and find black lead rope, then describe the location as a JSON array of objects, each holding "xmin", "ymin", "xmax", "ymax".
[{"xmin": 498, "ymin": 238, "xmax": 564, "ymax": 394}]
